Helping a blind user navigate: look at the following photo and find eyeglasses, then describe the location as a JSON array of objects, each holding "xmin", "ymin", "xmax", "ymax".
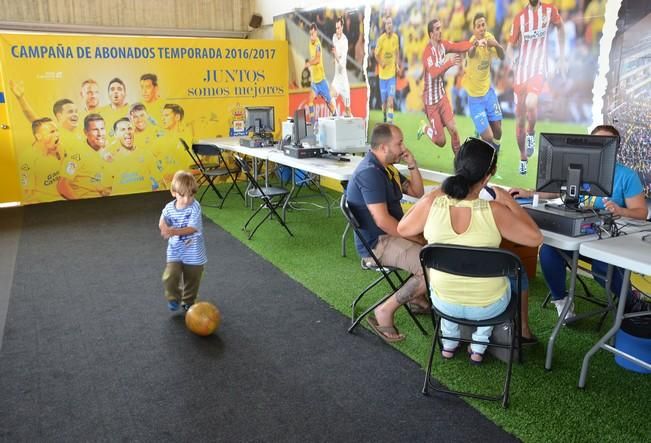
[{"xmin": 461, "ymin": 137, "xmax": 497, "ymax": 176}]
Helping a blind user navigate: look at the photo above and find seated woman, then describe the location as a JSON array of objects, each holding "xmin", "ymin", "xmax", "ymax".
[
  {"xmin": 510, "ymin": 125, "xmax": 648, "ymax": 319},
  {"xmin": 397, "ymin": 138, "xmax": 542, "ymax": 363}
]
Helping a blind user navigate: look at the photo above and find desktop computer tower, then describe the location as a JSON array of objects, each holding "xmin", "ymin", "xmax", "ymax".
[{"xmin": 523, "ymin": 204, "xmax": 603, "ymax": 236}]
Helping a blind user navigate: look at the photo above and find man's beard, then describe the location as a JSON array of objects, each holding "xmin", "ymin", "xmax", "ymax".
[{"xmin": 529, "ymin": 0, "xmax": 539, "ymax": 6}]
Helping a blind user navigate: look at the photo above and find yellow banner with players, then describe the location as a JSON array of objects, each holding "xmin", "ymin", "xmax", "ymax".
[{"xmin": 0, "ymin": 33, "xmax": 288, "ymax": 205}]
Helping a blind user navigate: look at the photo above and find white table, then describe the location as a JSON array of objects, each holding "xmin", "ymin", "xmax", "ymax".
[
  {"xmin": 578, "ymin": 231, "xmax": 651, "ymax": 386},
  {"xmin": 196, "ymin": 137, "xmax": 448, "ymax": 184},
  {"xmin": 198, "ymin": 137, "xmax": 367, "ymax": 182},
  {"xmin": 197, "ymin": 137, "xmax": 451, "ymax": 252},
  {"xmin": 542, "ymin": 228, "xmax": 610, "ymax": 370},
  {"xmin": 541, "ymin": 219, "xmax": 651, "ymax": 370},
  {"xmin": 198, "ymin": 137, "xmax": 365, "ymax": 215}
]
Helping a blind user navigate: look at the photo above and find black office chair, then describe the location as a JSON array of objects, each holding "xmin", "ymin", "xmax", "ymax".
[
  {"xmin": 182, "ymin": 140, "xmax": 244, "ymax": 209},
  {"xmin": 339, "ymin": 194, "xmax": 427, "ymax": 336},
  {"xmin": 419, "ymin": 243, "xmax": 523, "ymax": 408},
  {"xmin": 233, "ymin": 154, "xmax": 293, "ymax": 240}
]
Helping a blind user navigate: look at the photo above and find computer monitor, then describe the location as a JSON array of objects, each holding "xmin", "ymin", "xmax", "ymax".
[
  {"xmin": 536, "ymin": 133, "xmax": 618, "ymax": 208},
  {"xmin": 245, "ymin": 106, "xmax": 275, "ymax": 138},
  {"xmin": 292, "ymin": 108, "xmax": 307, "ymax": 147}
]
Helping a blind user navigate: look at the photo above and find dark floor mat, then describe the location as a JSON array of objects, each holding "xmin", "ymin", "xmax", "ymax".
[{"xmin": 0, "ymin": 193, "xmax": 516, "ymax": 442}]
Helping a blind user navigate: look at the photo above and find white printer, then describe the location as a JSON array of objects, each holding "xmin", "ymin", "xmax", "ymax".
[{"xmin": 317, "ymin": 117, "xmax": 366, "ymax": 153}]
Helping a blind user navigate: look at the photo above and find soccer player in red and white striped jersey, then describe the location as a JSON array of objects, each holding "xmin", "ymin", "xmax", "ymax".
[
  {"xmin": 507, "ymin": 0, "xmax": 565, "ymax": 175},
  {"xmin": 417, "ymin": 18, "xmax": 475, "ymax": 156}
]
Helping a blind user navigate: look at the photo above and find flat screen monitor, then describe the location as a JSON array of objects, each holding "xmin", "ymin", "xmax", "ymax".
[
  {"xmin": 245, "ymin": 106, "xmax": 274, "ymax": 137},
  {"xmin": 536, "ymin": 133, "xmax": 618, "ymax": 208},
  {"xmin": 292, "ymin": 108, "xmax": 307, "ymax": 146}
]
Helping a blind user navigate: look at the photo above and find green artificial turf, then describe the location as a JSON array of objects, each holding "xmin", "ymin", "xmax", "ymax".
[{"xmin": 201, "ymin": 164, "xmax": 649, "ymax": 443}]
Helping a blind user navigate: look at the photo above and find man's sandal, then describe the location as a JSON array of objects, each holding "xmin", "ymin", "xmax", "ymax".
[{"xmin": 366, "ymin": 315, "xmax": 405, "ymax": 343}]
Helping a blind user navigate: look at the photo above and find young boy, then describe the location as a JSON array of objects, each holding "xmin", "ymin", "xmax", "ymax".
[{"xmin": 159, "ymin": 170, "xmax": 207, "ymax": 311}]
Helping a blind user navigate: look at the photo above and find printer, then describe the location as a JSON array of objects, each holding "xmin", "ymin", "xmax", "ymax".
[{"xmin": 317, "ymin": 117, "xmax": 366, "ymax": 153}]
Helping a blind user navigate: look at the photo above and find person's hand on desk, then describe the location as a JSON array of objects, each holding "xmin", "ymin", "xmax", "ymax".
[
  {"xmin": 507, "ymin": 187, "xmax": 533, "ymax": 198},
  {"xmin": 602, "ymin": 195, "xmax": 648, "ymax": 220},
  {"xmin": 602, "ymin": 197, "xmax": 623, "ymax": 216},
  {"xmin": 508, "ymin": 187, "xmax": 559, "ymax": 201},
  {"xmin": 493, "ymin": 185, "xmax": 519, "ymax": 205}
]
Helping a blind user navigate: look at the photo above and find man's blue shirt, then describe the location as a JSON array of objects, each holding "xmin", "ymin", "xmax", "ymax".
[{"xmin": 346, "ymin": 151, "xmax": 406, "ymax": 256}]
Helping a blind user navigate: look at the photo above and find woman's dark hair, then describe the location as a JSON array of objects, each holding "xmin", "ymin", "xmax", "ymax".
[{"xmin": 441, "ymin": 138, "xmax": 497, "ymax": 199}]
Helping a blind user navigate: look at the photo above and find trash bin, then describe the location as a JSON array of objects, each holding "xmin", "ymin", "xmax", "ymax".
[{"xmin": 615, "ymin": 316, "xmax": 651, "ymax": 374}]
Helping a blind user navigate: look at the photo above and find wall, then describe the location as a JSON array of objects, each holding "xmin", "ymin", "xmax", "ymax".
[
  {"xmin": 0, "ymin": 0, "xmax": 253, "ymax": 35},
  {"xmin": 0, "ymin": 0, "xmax": 261, "ymax": 204}
]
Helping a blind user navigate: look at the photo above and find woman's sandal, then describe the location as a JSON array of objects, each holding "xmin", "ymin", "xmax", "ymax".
[
  {"xmin": 441, "ymin": 347, "xmax": 458, "ymax": 360},
  {"xmin": 467, "ymin": 345, "xmax": 484, "ymax": 365}
]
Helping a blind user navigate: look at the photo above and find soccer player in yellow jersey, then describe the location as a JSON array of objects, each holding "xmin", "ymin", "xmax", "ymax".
[
  {"xmin": 130, "ymin": 103, "xmax": 161, "ymax": 150},
  {"xmin": 80, "ymin": 79, "xmax": 100, "ymax": 114},
  {"xmin": 139, "ymin": 73, "xmax": 164, "ymax": 126},
  {"xmin": 20, "ymin": 118, "xmax": 64, "ymax": 204},
  {"xmin": 109, "ymin": 118, "xmax": 161, "ymax": 196},
  {"xmin": 58, "ymin": 114, "xmax": 113, "ymax": 199},
  {"xmin": 98, "ymin": 78, "xmax": 129, "ymax": 136},
  {"xmin": 8, "ymin": 82, "xmax": 84, "ymax": 153},
  {"xmin": 52, "ymin": 98, "xmax": 86, "ymax": 155},
  {"xmin": 304, "ymin": 22, "xmax": 336, "ymax": 125},
  {"xmin": 463, "ymin": 13, "xmax": 505, "ymax": 152},
  {"xmin": 374, "ymin": 15, "xmax": 400, "ymax": 123},
  {"xmin": 155, "ymin": 104, "xmax": 191, "ymax": 189},
  {"xmin": 160, "ymin": 103, "xmax": 193, "ymax": 147}
]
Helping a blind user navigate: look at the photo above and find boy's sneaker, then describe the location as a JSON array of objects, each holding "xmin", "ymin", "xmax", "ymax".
[
  {"xmin": 519, "ymin": 160, "xmax": 528, "ymax": 175},
  {"xmin": 167, "ymin": 300, "xmax": 180, "ymax": 311},
  {"xmin": 525, "ymin": 134, "xmax": 536, "ymax": 158},
  {"xmin": 182, "ymin": 303, "xmax": 193, "ymax": 312},
  {"xmin": 416, "ymin": 120, "xmax": 427, "ymax": 140},
  {"xmin": 552, "ymin": 297, "xmax": 575, "ymax": 322}
]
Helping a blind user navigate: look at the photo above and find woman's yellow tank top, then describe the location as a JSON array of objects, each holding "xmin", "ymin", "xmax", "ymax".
[{"xmin": 423, "ymin": 195, "xmax": 507, "ymax": 306}]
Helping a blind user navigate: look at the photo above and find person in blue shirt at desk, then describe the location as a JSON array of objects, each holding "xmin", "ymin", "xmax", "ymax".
[
  {"xmin": 346, "ymin": 123, "xmax": 428, "ymax": 343},
  {"xmin": 510, "ymin": 125, "xmax": 647, "ymax": 319}
]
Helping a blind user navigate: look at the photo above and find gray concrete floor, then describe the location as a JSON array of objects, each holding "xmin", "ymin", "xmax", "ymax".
[{"xmin": 0, "ymin": 207, "xmax": 22, "ymax": 351}]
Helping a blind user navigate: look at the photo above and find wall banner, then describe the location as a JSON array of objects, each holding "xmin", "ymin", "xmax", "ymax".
[{"xmin": 0, "ymin": 33, "xmax": 288, "ymax": 204}]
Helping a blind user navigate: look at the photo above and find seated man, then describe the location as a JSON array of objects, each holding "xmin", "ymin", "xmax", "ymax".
[
  {"xmin": 510, "ymin": 125, "xmax": 647, "ymax": 319},
  {"xmin": 346, "ymin": 123, "xmax": 428, "ymax": 342}
]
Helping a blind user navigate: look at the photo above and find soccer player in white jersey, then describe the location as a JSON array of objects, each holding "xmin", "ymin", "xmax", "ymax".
[
  {"xmin": 507, "ymin": 0, "xmax": 565, "ymax": 175},
  {"xmin": 331, "ymin": 16, "xmax": 352, "ymax": 117}
]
